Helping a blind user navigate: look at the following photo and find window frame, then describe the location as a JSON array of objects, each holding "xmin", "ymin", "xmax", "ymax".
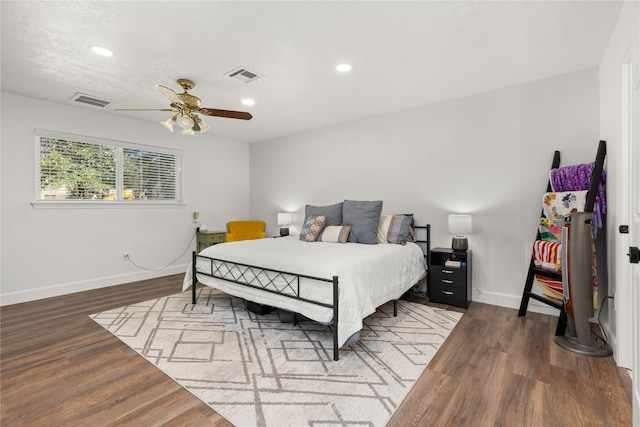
[{"xmin": 32, "ymin": 129, "xmax": 184, "ymax": 208}]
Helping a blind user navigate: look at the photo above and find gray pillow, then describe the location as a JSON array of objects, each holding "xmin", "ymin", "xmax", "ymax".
[
  {"xmin": 387, "ymin": 214, "xmax": 414, "ymax": 245},
  {"xmin": 343, "ymin": 200, "xmax": 383, "ymax": 244},
  {"xmin": 305, "ymin": 202, "xmax": 343, "ymax": 226}
]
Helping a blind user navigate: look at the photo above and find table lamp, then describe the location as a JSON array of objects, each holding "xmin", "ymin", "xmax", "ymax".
[
  {"xmin": 448, "ymin": 214, "xmax": 472, "ymax": 251},
  {"xmin": 277, "ymin": 212, "xmax": 293, "ymax": 236}
]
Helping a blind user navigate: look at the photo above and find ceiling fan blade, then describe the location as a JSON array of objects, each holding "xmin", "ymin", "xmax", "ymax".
[
  {"xmin": 199, "ymin": 108, "xmax": 253, "ymax": 120},
  {"xmin": 155, "ymin": 84, "xmax": 184, "ymax": 105},
  {"xmin": 115, "ymin": 108, "xmax": 176, "ymax": 112}
]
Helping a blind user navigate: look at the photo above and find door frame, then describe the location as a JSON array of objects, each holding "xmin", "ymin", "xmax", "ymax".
[
  {"xmin": 616, "ymin": 52, "xmax": 633, "ymax": 371},
  {"xmin": 631, "ymin": 20, "xmax": 639, "ymax": 426}
]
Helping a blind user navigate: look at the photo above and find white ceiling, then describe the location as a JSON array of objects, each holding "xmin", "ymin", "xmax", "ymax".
[{"xmin": 1, "ymin": 1, "xmax": 623, "ymax": 143}]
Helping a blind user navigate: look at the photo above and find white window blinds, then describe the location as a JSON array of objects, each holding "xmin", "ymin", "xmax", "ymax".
[{"xmin": 35, "ymin": 130, "xmax": 182, "ymax": 203}]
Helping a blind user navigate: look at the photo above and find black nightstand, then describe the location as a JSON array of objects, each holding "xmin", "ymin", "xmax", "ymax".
[{"xmin": 429, "ymin": 247, "xmax": 472, "ymax": 308}]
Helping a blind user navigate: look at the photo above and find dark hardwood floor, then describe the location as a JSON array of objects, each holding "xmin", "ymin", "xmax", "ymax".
[{"xmin": 1, "ymin": 275, "xmax": 632, "ymax": 426}]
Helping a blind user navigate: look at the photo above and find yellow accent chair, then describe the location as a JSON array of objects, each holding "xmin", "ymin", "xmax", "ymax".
[{"xmin": 226, "ymin": 220, "xmax": 266, "ymax": 242}]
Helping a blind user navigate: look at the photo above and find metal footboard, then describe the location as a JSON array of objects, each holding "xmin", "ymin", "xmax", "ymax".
[{"xmin": 191, "ymin": 251, "xmax": 341, "ymax": 360}]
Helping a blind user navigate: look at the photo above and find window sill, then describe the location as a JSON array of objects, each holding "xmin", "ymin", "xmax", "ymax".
[{"xmin": 31, "ymin": 200, "xmax": 186, "ymax": 209}]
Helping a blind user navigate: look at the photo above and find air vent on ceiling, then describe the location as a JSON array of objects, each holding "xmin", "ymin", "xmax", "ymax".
[
  {"xmin": 225, "ymin": 67, "xmax": 262, "ymax": 84},
  {"xmin": 70, "ymin": 92, "xmax": 112, "ymax": 108}
]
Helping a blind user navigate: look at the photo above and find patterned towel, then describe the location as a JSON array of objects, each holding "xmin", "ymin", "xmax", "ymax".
[
  {"xmin": 542, "ymin": 191, "xmax": 587, "ymax": 220},
  {"xmin": 533, "ymin": 240, "xmax": 562, "ymax": 272},
  {"xmin": 535, "ymin": 275, "xmax": 563, "ymax": 300},
  {"xmin": 536, "ymin": 275, "xmax": 599, "ymax": 309},
  {"xmin": 539, "ymin": 218, "xmax": 564, "ymax": 242}
]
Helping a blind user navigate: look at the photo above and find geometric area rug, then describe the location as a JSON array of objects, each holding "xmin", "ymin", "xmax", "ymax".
[{"xmin": 90, "ymin": 288, "xmax": 462, "ymax": 427}]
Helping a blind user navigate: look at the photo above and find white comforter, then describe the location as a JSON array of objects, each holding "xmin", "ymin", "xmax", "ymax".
[{"xmin": 182, "ymin": 236, "xmax": 427, "ymax": 347}]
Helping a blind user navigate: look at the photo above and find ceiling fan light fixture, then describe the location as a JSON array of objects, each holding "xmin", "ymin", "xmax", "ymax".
[
  {"xmin": 198, "ymin": 118, "xmax": 211, "ymax": 133},
  {"xmin": 119, "ymin": 79, "xmax": 253, "ymax": 136},
  {"xmin": 160, "ymin": 115, "xmax": 177, "ymax": 132},
  {"xmin": 179, "ymin": 114, "xmax": 194, "ymax": 129}
]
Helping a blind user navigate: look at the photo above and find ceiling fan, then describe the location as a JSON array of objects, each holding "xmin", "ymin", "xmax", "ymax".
[{"xmin": 116, "ymin": 79, "xmax": 253, "ymax": 135}]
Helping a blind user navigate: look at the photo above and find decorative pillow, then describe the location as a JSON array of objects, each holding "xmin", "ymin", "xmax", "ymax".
[
  {"xmin": 318, "ymin": 225, "xmax": 351, "ymax": 243},
  {"xmin": 377, "ymin": 214, "xmax": 393, "ymax": 243},
  {"xmin": 377, "ymin": 214, "xmax": 414, "ymax": 245},
  {"xmin": 406, "ymin": 227, "xmax": 417, "ymax": 243},
  {"xmin": 400, "ymin": 213, "xmax": 417, "ymax": 243},
  {"xmin": 342, "ymin": 200, "xmax": 383, "ymax": 244},
  {"xmin": 305, "ymin": 202, "xmax": 343, "ymax": 226},
  {"xmin": 299, "ymin": 215, "xmax": 326, "ymax": 242}
]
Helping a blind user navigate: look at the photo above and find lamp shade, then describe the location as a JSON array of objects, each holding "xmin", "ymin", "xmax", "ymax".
[
  {"xmin": 448, "ymin": 214, "xmax": 472, "ymax": 235},
  {"xmin": 160, "ymin": 117, "xmax": 176, "ymax": 132},
  {"xmin": 277, "ymin": 213, "xmax": 293, "ymax": 226},
  {"xmin": 179, "ymin": 114, "xmax": 194, "ymax": 128},
  {"xmin": 198, "ymin": 119, "xmax": 211, "ymax": 133}
]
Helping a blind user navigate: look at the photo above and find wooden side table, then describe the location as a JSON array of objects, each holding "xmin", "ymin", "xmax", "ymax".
[{"xmin": 196, "ymin": 230, "xmax": 226, "ymax": 252}]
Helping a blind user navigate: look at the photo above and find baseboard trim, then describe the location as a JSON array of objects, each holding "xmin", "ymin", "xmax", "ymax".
[
  {"xmin": 471, "ymin": 288, "xmax": 561, "ymax": 317},
  {"xmin": 1, "ymin": 265, "xmax": 188, "ymax": 306}
]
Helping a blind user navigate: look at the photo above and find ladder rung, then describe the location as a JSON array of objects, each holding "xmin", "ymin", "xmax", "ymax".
[
  {"xmin": 531, "ymin": 268, "xmax": 562, "ymax": 279},
  {"xmin": 525, "ymin": 290, "xmax": 563, "ymax": 310}
]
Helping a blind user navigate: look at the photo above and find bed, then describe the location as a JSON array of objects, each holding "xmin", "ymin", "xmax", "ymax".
[{"xmin": 183, "ymin": 210, "xmax": 429, "ymax": 361}]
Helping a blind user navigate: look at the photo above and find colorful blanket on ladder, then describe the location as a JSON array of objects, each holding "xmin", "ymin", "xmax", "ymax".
[
  {"xmin": 542, "ymin": 190, "xmax": 587, "ymax": 220},
  {"xmin": 532, "ymin": 240, "xmax": 562, "ymax": 272},
  {"xmin": 549, "ymin": 162, "xmax": 606, "ymax": 232},
  {"xmin": 535, "ymin": 275, "xmax": 563, "ymax": 300}
]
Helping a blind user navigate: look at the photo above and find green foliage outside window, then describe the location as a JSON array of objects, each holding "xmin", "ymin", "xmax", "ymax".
[{"xmin": 39, "ymin": 137, "xmax": 116, "ymax": 200}]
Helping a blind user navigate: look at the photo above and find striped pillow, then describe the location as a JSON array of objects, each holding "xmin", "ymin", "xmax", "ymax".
[
  {"xmin": 377, "ymin": 214, "xmax": 413, "ymax": 245},
  {"xmin": 319, "ymin": 225, "xmax": 351, "ymax": 243}
]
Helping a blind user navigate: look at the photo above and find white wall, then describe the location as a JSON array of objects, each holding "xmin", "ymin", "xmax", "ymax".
[
  {"xmin": 0, "ymin": 68, "xmax": 609, "ymax": 324},
  {"xmin": 1, "ymin": 92, "xmax": 251, "ymax": 305},
  {"xmin": 250, "ymin": 68, "xmax": 601, "ymax": 315},
  {"xmin": 598, "ymin": 0, "xmax": 638, "ymax": 368}
]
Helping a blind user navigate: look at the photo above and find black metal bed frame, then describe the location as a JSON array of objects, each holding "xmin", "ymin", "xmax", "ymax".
[{"xmin": 191, "ymin": 224, "xmax": 430, "ymax": 361}]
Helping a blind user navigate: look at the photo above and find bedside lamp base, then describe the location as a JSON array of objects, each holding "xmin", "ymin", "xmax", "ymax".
[{"xmin": 451, "ymin": 236, "xmax": 468, "ymax": 251}]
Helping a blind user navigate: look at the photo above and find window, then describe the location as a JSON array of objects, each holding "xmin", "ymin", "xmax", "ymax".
[{"xmin": 35, "ymin": 130, "xmax": 182, "ymax": 204}]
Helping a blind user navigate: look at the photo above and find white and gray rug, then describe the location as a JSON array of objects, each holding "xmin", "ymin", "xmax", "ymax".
[{"xmin": 90, "ymin": 288, "xmax": 462, "ymax": 427}]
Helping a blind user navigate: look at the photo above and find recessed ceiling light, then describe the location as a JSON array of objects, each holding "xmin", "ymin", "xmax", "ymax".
[
  {"xmin": 336, "ymin": 64, "xmax": 351, "ymax": 72},
  {"xmin": 242, "ymin": 99, "xmax": 255, "ymax": 106},
  {"xmin": 91, "ymin": 46, "xmax": 113, "ymax": 57}
]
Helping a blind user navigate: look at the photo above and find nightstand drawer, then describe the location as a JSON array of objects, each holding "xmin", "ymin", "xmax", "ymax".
[
  {"xmin": 197, "ymin": 231, "xmax": 226, "ymax": 252},
  {"xmin": 432, "ymin": 267, "xmax": 466, "ymax": 285},
  {"xmin": 205, "ymin": 233, "xmax": 225, "ymax": 244},
  {"xmin": 429, "ymin": 281, "xmax": 468, "ymax": 308}
]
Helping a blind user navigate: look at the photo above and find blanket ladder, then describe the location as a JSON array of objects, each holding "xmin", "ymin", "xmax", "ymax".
[{"xmin": 517, "ymin": 140, "xmax": 607, "ymax": 336}]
